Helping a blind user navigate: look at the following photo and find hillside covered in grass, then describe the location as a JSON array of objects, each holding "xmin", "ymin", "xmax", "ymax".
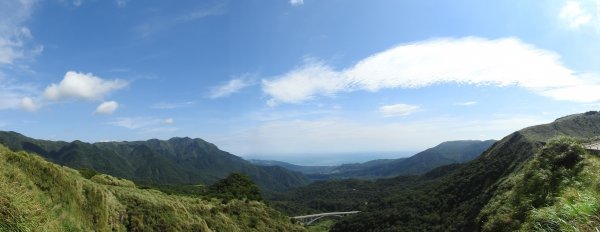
[
  {"xmin": 0, "ymin": 145, "xmax": 305, "ymax": 232},
  {"xmin": 479, "ymin": 137, "xmax": 600, "ymax": 231}
]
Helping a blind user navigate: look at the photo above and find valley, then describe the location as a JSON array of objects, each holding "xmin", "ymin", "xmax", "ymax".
[
  {"xmin": 2, "ymin": 1, "xmax": 598, "ymax": 231},
  {"xmin": 4, "ymin": 112, "xmax": 600, "ymax": 231}
]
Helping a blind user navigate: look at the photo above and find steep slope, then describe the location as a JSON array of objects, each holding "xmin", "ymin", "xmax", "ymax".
[
  {"xmin": 0, "ymin": 132, "xmax": 309, "ymax": 192},
  {"xmin": 478, "ymin": 137, "xmax": 600, "ymax": 231},
  {"xmin": 330, "ymin": 111, "xmax": 600, "ymax": 231},
  {"xmin": 0, "ymin": 145, "xmax": 305, "ymax": 231},
  {"xmin": 326, "ymin": 140, "xmax": 495, "ymax": 179}
]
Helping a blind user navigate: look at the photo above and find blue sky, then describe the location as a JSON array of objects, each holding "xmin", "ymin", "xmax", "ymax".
[{"xmin": 1, "ymin": 0, "xmax": 600, "ymax": 161}]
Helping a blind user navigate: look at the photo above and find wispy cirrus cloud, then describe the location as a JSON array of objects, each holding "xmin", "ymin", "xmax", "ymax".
[
  {"xmin": 135, "ymin": 3, "xmax": 226, "ymax": 38},
  {"xmin": 0, "ymin": 0, "xmax": 40, "ymax": 65},
  {"xmin": 210, "ymin": 76, "xmax": 254, "ymax": 99},
  {"xmin": 262, "ymin": 37, "xmax": 600, "ymax": 105},
  {"xmin": 455, "ymin": 101, "xmax": 478, "ymax": 106},
  {"xmin": 0, "ymin": 78, "xmax": 37, "ymax": 110},
  {"xmin": 379, "ymin": 104, "xmax": 421, "ymax": 117}
]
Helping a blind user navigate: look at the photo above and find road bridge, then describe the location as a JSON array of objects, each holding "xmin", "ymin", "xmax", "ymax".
[{"xmin": 291, "ymin": 211, "xmax": 360, "ymax": 226}]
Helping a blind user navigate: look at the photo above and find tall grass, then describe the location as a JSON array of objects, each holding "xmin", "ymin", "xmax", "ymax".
[
  {"xmin": 479, "ymin": 137, "xmax": 600, "ymax": 231},
  {"xmin": 0, "ymin": 145, "xmax": 305, "ymax": 231}
]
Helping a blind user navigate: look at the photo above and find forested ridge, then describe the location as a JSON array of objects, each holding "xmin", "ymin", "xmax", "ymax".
[{"xmin": 0, "ymin": 131, "xmax": 308, "ymax": 193}]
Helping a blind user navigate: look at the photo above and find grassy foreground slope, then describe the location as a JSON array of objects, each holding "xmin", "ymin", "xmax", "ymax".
[
  {"xmin": 479, "ymin": 137, "xmax": 600, "ymax": 231},
  {"xmin": 0, "ymin": 145, "xmax": 304, "ymax": 232}
]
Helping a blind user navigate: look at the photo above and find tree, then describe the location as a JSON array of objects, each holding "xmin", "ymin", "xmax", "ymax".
[{"xmin": 208, "ymin": 173, "xmax": 262, "ymax": 201}]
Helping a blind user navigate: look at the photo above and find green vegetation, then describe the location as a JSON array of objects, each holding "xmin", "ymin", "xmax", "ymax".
[
  {"xmin": 322, "ymin": 112, "xmax": 600, "ymax": 231},
  {"xmin": 5, "ymin": 112, "xmax": 600, "ymax": 231},
  {"xmin": 0, "ymin": 132, "xmax": 309, "ymax": 193},
  {"xmin": 0, "ymin": 145, "xmax": 305, "ymax": 231},
  {"xmin": 270, "ymin": 175, "xmax": 426, "ymax": 215},
  {"xmin": 249, "ymin": 159, "xmax": 337, "ymax": 175},
  {"xmin": 306, "ymin": 219, "xmax": 336, "ymax": 232},
  {"xmin": 252, "ymin": 140, "xmax": 493, "ymax": 184},
  {"xmin": 307, "ymin": 140, "xmax": 495, "ymax": 180},
  {"xmin": 208, "ymin": 173, "xmax": 263, "ymax": 202},
  {"xmin": 479, "ymin": 137, "xmax": 600, "ymax": 231}
]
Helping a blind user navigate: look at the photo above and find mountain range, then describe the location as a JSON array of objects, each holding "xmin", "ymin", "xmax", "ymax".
[
  {"xmin": 4, "ymin": 111, "xmax": 600, "ymax": 231},
  {"xmin": 252, "ymin": 140, "xmax": 495, "ymax": 180},
  {"xmin": 294, "ymin": 111, "xmax": 600, "ymax": 231},
  {"xmin": 0, "ymin": 131, "xmax": 308, "ymax": 192}
]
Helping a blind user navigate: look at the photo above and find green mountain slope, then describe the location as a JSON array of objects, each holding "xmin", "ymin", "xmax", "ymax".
[
  {"xmin": 327, "ymin": 140, "xmax": 496, "ymax": 179},
  {"xmin": 253, "ymin": 140, "xmax": 493, "ymax": 181},
  {"xmin": 248, "ymin": 159, "xmax": 337, "ymax": 175},
  {"xmin": 478, "ymin": 137, "xmax": 600, "ymax": 231},
  {"xmin": 0, "ymin": 145, "xmax": 305, "ymax": 232},
  {"xmin": 329, "ymin": 111, "xmax": 600, "ymax": 231},
  {"xmin": 0, "ymin": 132, "xmax": 309, "ymax": 192}
]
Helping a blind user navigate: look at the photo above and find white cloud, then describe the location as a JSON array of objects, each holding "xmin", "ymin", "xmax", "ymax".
[
  {"xmin": 456, "ymin": 101, "xmax": 478, "ymax": 106},
  {"xmin": 263, "ymin": 37, "xmax": 600, "ymax": 105},
  {"xmin": 210, "ymin": 77, "xmax": 254, "ymax": 99},
  {"xmin": 94, "ymin": 101, "xmax": 119, "ymax": 115},
  {"xmin": 0, "ymin": 78, "xmax": 38, "ymax": 111},
  {"xmin": 0, "ymin": 90, "xmax": 25, "ymax": 110},
  {"xmin": 0, "ymin": 0, "xmax": 43, "ymax": 113},
  {"xmin": 263, "ymin": 61, "xmax": 345, "ymax": 105},
  {"xmin": 20, "ymin": 97, "xmax": 39, "ymax": 112},
  {"xmin": 44, "ymin": 71, "xmax": 128, "ymax": 101},
  {"xmin": 379, "ymin": 104, "xmax": 421, "ymax": 117},
  {"xmin": 290, "ymin": 0, "xmax": 304, "ymax": 6},
  {"xmin": 0, "ymin": 0, "xmax": 38, "ymax": 65},
  {"xmin": 560, "ymin": 1, "xmax": 593, "ymax": 29},
  {"xmin": 110, "ymin": 117, "xmax": 173, "ymax": 129}
]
